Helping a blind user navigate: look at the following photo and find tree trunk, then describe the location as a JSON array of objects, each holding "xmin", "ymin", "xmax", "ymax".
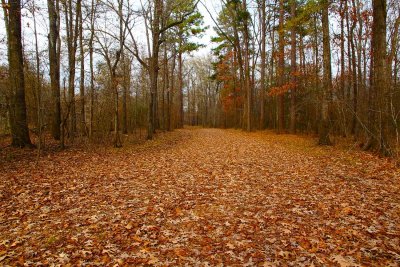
[
  {"xmin": 89, "ymin": 0, "xmax": 95, "ymax": 139},
  {"xmin": 147, "ymin": 0, "xmax": 164, "ymax": 139},
  {"xmin": 242, "ymin": 0, "xmax": 252, "ymax": 132},
  {"xmin": 48, "ymin": 0, "xmax": 61, "ymax": 140},
  {"xmin": 290, "ymin": 0, "xmax": 297, "ymax": 134},
  {"xmin": 178, "ymin": 49, "xmax": 184, "ymax": 128},
  {"xmin": 366, "ymin": 0, "xmax": 391, "ymax": 155},
  {"xmin": 277, "ymin": 0, "xmax": 285, "ymax": 133},
  {"xmin": 114, "ymin": 76, "xmax": 122, "ymax": 147},
  {"xmin": 340, "ymin": 0, "xmax": 345, "ymax": 102},
  {"xmin": 64, "ymin": 0, "xmax": 81, "ymax": 138},
  {"xmin": 259, "ymin": 0, "xmax": 266, "ymax": 130},
  {"xmin": 161, "ymin": 44, "xmax": 168, "ymax": 131},
  {"xmin": 32, "ymin": 0, "xmax": 43, "ymax": 154},
  {"xmin": 168, "ymin": 48, "xmax": 177, "ymax": 131},
  {"xmin": 79, "ymin": 3, "xmax": 85, "ymax": 135},
  {"xmin": 122, "ymin": 57, "xmax": 129, "ymax": 135},
  {"xmin": 313, "ymin": 14, "xmax": 320, "ymax": 133},
  {"xmin": 3, "ymin": 0, "xmax": 32, "ymax": 147},
  {"xmin": 318, "ymin": 0, "xmax": 332, "ymax": 146}
]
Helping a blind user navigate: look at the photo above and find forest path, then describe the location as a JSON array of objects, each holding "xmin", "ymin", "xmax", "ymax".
[{"xmin": 1, "ymin": 128, "xmax": 399, "ymax": 266}]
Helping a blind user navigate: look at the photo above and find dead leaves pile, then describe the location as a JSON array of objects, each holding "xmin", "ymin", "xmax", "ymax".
[{"xmin": 0, "ymin": 129, "xmax": 399, "ymax": 266}]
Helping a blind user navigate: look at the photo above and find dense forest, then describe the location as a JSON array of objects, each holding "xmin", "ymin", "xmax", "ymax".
[{"xmin": 0, "ymin": 0, "xmax": 399, "ymax": 157}]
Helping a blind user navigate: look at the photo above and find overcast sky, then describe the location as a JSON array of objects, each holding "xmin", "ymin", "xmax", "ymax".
[
  {"xmin": 193, "ymin": 0, "xmax": 221, "ymax": 57},
  {"xmin": 0, "ymin": 0, "xmax": 222, "ymax": 66}
]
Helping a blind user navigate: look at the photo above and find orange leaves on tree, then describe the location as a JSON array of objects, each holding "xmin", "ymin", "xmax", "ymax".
[
  {"xmin": 268, "ymin": 82, "xmax": 297, "ymax": 96},
  {"xmin": 216, "ymin": 51, "xmax": 243, "ymax": 113}
]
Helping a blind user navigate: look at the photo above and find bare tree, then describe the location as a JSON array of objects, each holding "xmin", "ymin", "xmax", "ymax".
[{"xmin": 63, "ymin": 0, "xmax": 82, "ymax": 137}]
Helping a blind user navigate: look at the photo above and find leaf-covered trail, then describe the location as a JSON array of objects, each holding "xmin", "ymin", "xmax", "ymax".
[{"xmin": 1, "ymin": 128, "xmax": 400, "ymax": 266}]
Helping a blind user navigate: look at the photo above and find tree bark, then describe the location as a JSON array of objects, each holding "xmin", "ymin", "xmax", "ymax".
[
  {"xmin": 32, "ymin": 0, "xmax": 43, "ymax": 153},
  {"xmin": 89, "ymin": 0, "xmax": 96, "ymax": 139},
  {"xmin": 79, "ymin": 2, "xmax": 85, "ymax": 135},
  {"xmin": 64, "ymin": 0, "xmax": 81, "ymax": 137},
  {"xmin": 3, "ymin": 0, "xmax": 32, "ymax": 147},
  {"xmin": 290, "ymin": 0, "xmax": 297, "ymax": 134},
  {"xmin": 339, "ymin": 0, "xmax": 345, "ymax": 101},
  {"xmin": 242, "ymin": 0, "xmax": 252, "ymax": 132},
  {"xmin": 366, "ymin": 0, "xmax": 391, "ymax": 155},
  {"xmin": 147, "ymin": 0, "xmax": 162, "ymax": 140},
  {"xmin": 48, "ymin": 0, "xmax": 61, "ymax": 140},
  {"xmin": 318, "ymin": 0, "xmax": 332, "ymax": 146},
  {"xmin": 79, "ymin": 1, "xmax": 87, "ymax": 135},
  {"xmin": 349, "ymin": 6, "xmax": 358, "ymax": 135},
  {"xmin": 122, "ymin": 55, "xmax": 129, "ymax": 134},
  {"xmin": 259, "ymin": 0, "xmax": 266, "ymax": 130},
  {"xmin": 277, "ymin": 0, "xmax": 285, "ymax": 134},
  {"xmin": 178, "ymin": 49, "xmax": 184, "ymax": 128}
]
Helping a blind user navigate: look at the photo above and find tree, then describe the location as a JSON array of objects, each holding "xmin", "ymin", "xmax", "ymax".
[
  {"xmin": 79, "ymin": 0, "xmax": 85, "ymax": 135},
  {"xmin": 125, "ymin": 0, "xmax": 200, "ymax": 139},
  {"xmin": 242, "ymin": 0, "xmax": 252, "ymax": 132},
  {"xmin": 48, "ymin": 0, "xmax": 61, "ymax": 141},
  {"xmin": 30, "ymin": 0, "xmax": 44, "ymax": 153},
  {"xmin": 63, "ymin": 0, "xmax": 82, "ymax": 137},
  {"xmin": 290, "ymin": 0, "xmax": 297, "ymax": 134},
  {"xmin": 365, "ymin": 0, "xmax": 391, "ymax": 155},
  {"xmin": 87, "ymin": 0, "xmax": 98, "ymax": 139},
  {"xmin": 173, "ymin": 2, "xmax": 206, "ymax": 128},
  {"xmin": 277, "ymin": 0, "xmax": 285, "ymax": 134},
  {"xmin": 258, "ymin": 0, "xmax": 266, "ymax": 129},
  {"xmin": 318, "ymin": 0, "xmax": 332, "ymax": 145},
  {"xmin": 2, "ymin": 0, "xmax": 32, "ymax": 147},
  {"xmin": 96, "ymin": 0, "xmax": 128, "ymax": 147}
]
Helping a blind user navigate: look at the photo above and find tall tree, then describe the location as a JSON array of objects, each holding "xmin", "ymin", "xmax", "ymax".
[
  {"xmin": 366, "ymin": 0, "xmax": 391, "ymax": 155},
  {"xmin": 63, "ymin": 0, "xmax": 82, "ymax": 137},
  {"xmin": 259, "ymin": 0, "xmax": 266, "ymax": 129},
  {"xmin": 174, "ymin": 3, "xmax": 205, "ymax": 128},
  {"xmin": 2, "ymin": 0, "xmax": 32, "ymax": 147},
  {"xmin": 88, "ymin": 0, "xmax": 97, "ymax": 139},
  {"xmin": 96, "ymin": 0, "xmax": 127, "ymax": 147},
  {"xmin": 242, "ymin": 0, "xmax": 252, "ymax": 131},
  {"xmin": 290, "ymin": 0, "xmax": 297, "ymax": 134},
  {"xmin": 126, "ymin": 0, "xmax": 200, "ymax": 139},
  {"xmin": 29, "ymin": 0, "xmax": 44, "ymax": 153},
  {"xmin": 277, "ymin": 0, "xmax": 285, "ymax": 133},
  {"xmin": 79, "ymin": 0, "xmax": 85, "ymax": 135},
  {"xmin": 318, "ymin": 0, "xmax": 332, "ymax": 145},
  {"xmin": 48, "ymin": 0, "xmax": 61, "ymax": 140}
]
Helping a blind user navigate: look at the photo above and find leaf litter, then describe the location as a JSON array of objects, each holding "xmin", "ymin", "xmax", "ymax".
[{"xmin": 0, "ymin": 128, "xmax": 399, "ymax": 266}]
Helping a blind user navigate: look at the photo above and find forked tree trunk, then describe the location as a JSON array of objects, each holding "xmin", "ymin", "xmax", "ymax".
[{"xmin": 64, "ymin": 0, "xmax": 81, "ymax": 138}]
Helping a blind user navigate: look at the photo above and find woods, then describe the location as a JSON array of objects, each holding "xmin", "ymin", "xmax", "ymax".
[
  {"xmin": 0, "ymin": 0, "xmax": 399, "ymax": 156},
  {"xmin": 1, "ymin": 1, "xmax": 400, "ymax": 265}
]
